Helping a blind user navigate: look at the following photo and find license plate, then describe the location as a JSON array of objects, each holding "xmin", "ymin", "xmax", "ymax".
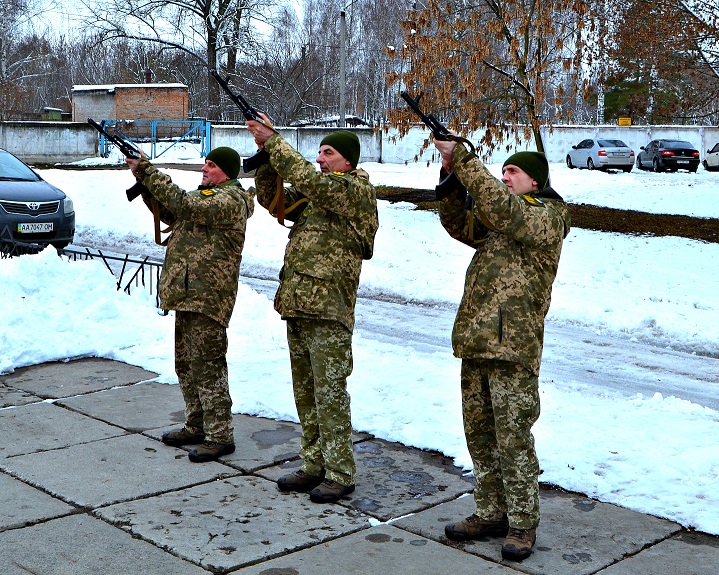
[
  {"xmin": 677, "ymin": 160, "xmax": 689, "ymax": 164},
  {"xmin": 612, "ymin": 152, "xmax": 627, "ymax": 156},
  {"xmin": 17, "ymin": 222, "xmax": 53, "ymax": 233}
]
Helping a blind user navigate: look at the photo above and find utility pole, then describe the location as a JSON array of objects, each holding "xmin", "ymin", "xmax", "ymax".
[{"xmin": 339, "ymin": 10, "xmax": 347, "ymax": 128}]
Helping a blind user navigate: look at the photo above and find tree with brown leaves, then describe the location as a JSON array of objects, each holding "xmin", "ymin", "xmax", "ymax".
[{"xmin": 387, "ymin": 0, "xmax": 592, "ymax": 156}]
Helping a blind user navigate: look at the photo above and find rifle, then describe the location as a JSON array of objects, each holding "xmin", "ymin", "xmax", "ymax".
[
  {"xmin": 399, "ymin": 91, "xmax": 474, "ymax": 205},
  {"xmin": 399, "ymin": 91, "xmax": 475, "ymax": 152},
  {"xmin": 88, "ymin": 118, "xmax": 170, "ymax": 245},
  {"xmin": 210, "ymin": 69, "xmax": 272, "ymax": 172},
  {"xmin": 88, "ymin": 118, "xmax": 148, "ymax": 202},
  {"xmin": 88, "ymin": 118, "xmax": 143, "ymax": 160}
]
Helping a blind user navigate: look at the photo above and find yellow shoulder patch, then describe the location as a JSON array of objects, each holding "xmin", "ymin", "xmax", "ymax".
[
  {"xmin": 521, "ymin": 194, "xmax": 545, "ymax": 206},
  {"xmin": 201, "ymin": 188, "xmax": 219, "ymax": 197}
]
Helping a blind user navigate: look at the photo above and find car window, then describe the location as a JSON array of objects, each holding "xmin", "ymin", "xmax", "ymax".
[
  {"xmin": 0, "ymin": 150, "xmax": 40, "ymax": 181},
  {"xmin": 598, "ymin": 139, "xmax": 627, "ymax": 147},
  {"xmin": 665, "ymin": 141, "xmax": 694, "ymax": 149},
  {"xmin": 711, "ymin": 143, "xmax": 719, "ymax": 153}
]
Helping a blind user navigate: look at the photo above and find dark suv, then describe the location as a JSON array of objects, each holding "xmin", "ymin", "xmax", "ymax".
[
  {"xmin": 636, "ymin": 139, "xmax": 700, "ymax": 173},
  {"xmin": 0, "ymin": 148, "xmax": 75, "ymax": 256}
]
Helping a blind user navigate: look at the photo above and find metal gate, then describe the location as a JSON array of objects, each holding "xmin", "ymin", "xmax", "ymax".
[{"xmin": 97, "ymin": 119, "xmax": 210, "ymax": 160}]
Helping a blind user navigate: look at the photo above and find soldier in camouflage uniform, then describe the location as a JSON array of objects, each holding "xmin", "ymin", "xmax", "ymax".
[
  {"xmin": 247, "ymin": 115, "xmax": 379, "ymax": 503},
  {"xmin": 126, "ymin": 147, "xmax": 255, "ymax": 463},
  {"xmin": 433, "ymin": 139, "xmax": 570, "ymax": 561}
]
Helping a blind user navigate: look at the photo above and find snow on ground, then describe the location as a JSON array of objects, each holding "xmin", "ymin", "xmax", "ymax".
[{"xmin": 1, "ymin": 156, "xmax": 718, "ymax": 534}]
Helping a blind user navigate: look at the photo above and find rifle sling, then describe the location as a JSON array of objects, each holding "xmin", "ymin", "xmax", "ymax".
[
  {"xmin": 447, "ymin": 134, "xmax": 476, "ymax": 154},
  {"xmin": 151, "ymin": 198, "xmax": 172, "ymax": 246},
  {"xmin": 268, "ymin": 177, "xmax": 308, "ymax": 229},
  {"xmin": 276, "ymin": 177, "xmax": 285, "ymax": 226}
]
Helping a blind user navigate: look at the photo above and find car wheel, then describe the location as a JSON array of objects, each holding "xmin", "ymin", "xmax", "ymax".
[
  {"xmin": 652, "ymin": 158, "xmax": 662, "ymax": 173},
  {"xmin": 622, "ymin": 166, "xmax": 632, "ymax": 173},
  {"xmin": 566, "ymin": 155, "xmax": 575, "ymax": 169},
  {"xmin": 636, "ymin": 157, "xmax": 643, "ymax": 169},
  {"xmin": 587, "ymin": 158, "xmax": 595, "ymax": 170},
  {"xmin": 689, "ymin": 166, "xmax": 698, "ymax": 173},
  {"xmin": 703, "ymin": 160, "xmax": 709, "ymax": 170}
]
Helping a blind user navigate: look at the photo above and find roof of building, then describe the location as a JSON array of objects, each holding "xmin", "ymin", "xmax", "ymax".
[{"xmin": 72, "ymin": 84, "xmax": 187, "ymax": 92}]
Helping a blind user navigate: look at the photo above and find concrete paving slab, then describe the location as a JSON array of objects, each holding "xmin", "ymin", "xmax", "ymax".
[
  {"xmin": 0, "ymin": 401, "xmax": 127, "ymax": 458},
  {"xmin": 0, "ymin": 357, "xmax": 157, "ymax": 399},
  {"xmin": 0, "ymin": 382, "xmax": 42, "ymax": 408},
  {"xmin": 58, "ymin": 381, "xmax": 186, "ymax": 432},
  {"xmin": 1, "ymin": 514, "xmax": 209, "ymax": 575},
  {"xmin": 0, "ymin": 472, "xmax": 75, "ymax": 530},
  {"xmin": 597, "ymin": 531, "xmax": 719, "ymax": 575},
  {"xmin": 1, "ymin": 433, "xmax": 240, "ymax": 508},
  {"xmin": 185, "ymin": 413, "xmax": 302, "ymax": 473},
  {"xmin": 146, "ymin": 415, "xmax": 371, "ymax": 473},
  {"xmin": 257, "ymin": 438, "xmax": 473, "ymax": 522},
  {"xmin": 97, "ymin": 474, "xmax": 369, "ymax": 573},
  {"xmin": 393, "ymin": 489, "xmax": 681, "ymax": 575},
  {"xmin": 232, "ymin": 523, "xmax": 523, "ymax": 575},
  {"xmin": 145, "ymin": 414, "xmax": 301, "ymax": 472}
]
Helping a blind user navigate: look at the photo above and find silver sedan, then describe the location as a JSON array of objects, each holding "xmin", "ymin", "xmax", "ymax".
[{"xmin": 566, "ymin": 138, "xmax": 635, "ymax": 172}]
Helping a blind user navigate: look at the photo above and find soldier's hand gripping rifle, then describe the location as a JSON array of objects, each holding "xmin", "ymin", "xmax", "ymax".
[
  {"xmin": 88, "ymin": 118, "xmax": 148, "ymax": 202},
  {"xmin": 399, "ymin": 91, "xmax": 474, "ymax": 203},
  {"xmin": 210, "ymin": 69, "xmax": 273, "ymax": 172}
]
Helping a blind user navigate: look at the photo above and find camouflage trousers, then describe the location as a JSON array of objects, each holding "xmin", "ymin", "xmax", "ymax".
[
  {"xmin": 286, "ymin": 318, "xmax": 355, "ymax": 486},
  {"xmin": 175, "ymin": 311, "xmax": 234, "ymax": 444},
  {"xmin": 461, "ymin": 358, "xmax": 540, "ymax": 529}
]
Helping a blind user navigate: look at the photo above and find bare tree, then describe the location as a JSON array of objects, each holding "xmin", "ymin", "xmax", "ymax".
[
  {"xmin": 0, "ymin": 0, "xmax": 49, "ymax": 119},
  {"xmin": 80, "ymin": 0, "xmax": 273, "ymax": 118},
  {"xmin": 387, "ymin": 0, "xmax": 593, "ymax": 155},
  {"xmin": 356, "ymin": 0, "xmax": 410, "ymax": 124}
]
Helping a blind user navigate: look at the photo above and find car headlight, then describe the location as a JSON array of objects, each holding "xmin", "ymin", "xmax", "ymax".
[{"xmin": 63, "ymin": 196, "xmax": 74, "ymax": 215}]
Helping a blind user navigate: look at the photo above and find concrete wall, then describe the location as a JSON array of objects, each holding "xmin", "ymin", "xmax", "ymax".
[
  {"xmin": 211, "ymin": 125, "xmax": 380, "ymax": 165},
  {"xmin": 72, "ymin": 89, "xmax": 116, "ymax": 124},
  {"xmin": 2, "ymin": 121, "xmax": 719, "ymax": 167},
  {"xmin": 0, "ymin": 122, "xmax": 97, "ymax": 165},
  {"xmin": 213, "ymin": 124, "xmax": 719, "ymax": 165},
  {"xmin": 541, "ymin": 125, "xmax": 719, "ymax": 164}
]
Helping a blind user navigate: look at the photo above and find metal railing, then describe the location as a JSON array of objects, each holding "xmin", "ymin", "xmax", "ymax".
[{"xmin": 59, "ymin": 246, "xmax": 164, "ymax": 308}]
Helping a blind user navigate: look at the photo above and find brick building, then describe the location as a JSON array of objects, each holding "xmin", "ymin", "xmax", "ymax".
[{"xmin": 71, "ymin": 84, "xmax": 189, "ymax": 123}]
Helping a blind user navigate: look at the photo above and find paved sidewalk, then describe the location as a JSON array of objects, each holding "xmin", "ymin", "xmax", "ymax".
[{"xmin": 1, "ymin": 358, "xmax": 717, "ymax": 574}]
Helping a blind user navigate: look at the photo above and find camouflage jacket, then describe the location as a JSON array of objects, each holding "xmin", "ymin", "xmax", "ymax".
[
  {"xmin": 439, "ymin": 145, "xmax": 571, "ymax": 374},
  {"xmin": 135, "ymin": 160, "xmax": 255, "ymax": 327},
  {"xmin": 253, "ymin": 133, "xmax": 379, "ymax": 331}
]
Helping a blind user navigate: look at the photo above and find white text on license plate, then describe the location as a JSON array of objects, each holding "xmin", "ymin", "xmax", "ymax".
[
  {"xmin": 677, "ymin": 160, "xmax": 689, "ymax": 164},
  {"xmin": 17, "ymin": 222, "xmax": 53, "ymax": 233}
]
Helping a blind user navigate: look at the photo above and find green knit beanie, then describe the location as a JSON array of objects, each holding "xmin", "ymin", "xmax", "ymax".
[
  {"xmin": 320, "ymin": 130, "xmax": 360, "ymax": 168},
  {"xmin": 206, "ymin": 147, "xmax": 241, "ymax": 180},
  {"xmin": 503, "ymin": 151, "xmax": 549, "ymax": 189}
]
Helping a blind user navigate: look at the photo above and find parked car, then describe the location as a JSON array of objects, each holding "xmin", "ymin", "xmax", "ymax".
[
  {"xmin": 703, "ymin": 142, "xmax": 719, "ymax": 172},
  {"xmin": 636, "ymin": 139, "xmax": 700, "ymax": 173},
  {"xmin": 566, "ymin": 138, "xmax": 635, "ymax": 172},
  {"xmin": 0, "ymin": 147, "xmax": 75, "ymax": 256}
]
